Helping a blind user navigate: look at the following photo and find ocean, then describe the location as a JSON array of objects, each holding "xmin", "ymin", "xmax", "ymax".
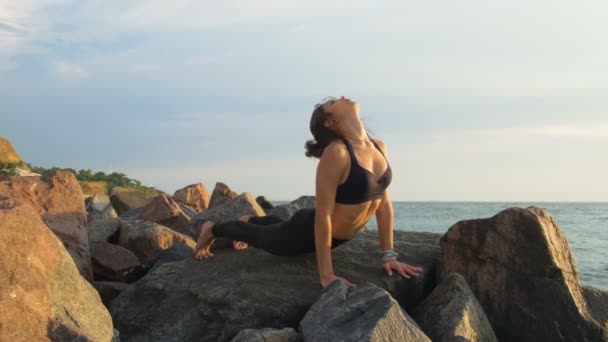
[{"xmin": 363, "ymin": 202, "xmax": 608, "ymax": 290}]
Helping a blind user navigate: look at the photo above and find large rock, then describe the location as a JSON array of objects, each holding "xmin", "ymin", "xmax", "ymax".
[
  {"xmin": 0, "ymin": 170, "xmax": 93, "ymax": 280},
  {"xmin": 231, "ymin": 328, "xmax": 299, "ymax": 342},
  {"xmin": 209, "ymin": 182, "xmax": 238, "ymax": 208},
  {"xmin": 93, "ymin": 281, "xmax": 130, "ymax": 308},
  {"xmin": 255, "ymin": 196, "xmax": 274, "ymax": 212},
  {"xmin": 0, "ymin": 198, "xmax": 114, "ymax": 341},
  {"xmin": 583, "ymin": 286, "xmax": 608, "ymax": 332},
  {"xmin": 136, "ymin": 193, "xmax": 192, "ymax": 234},
  {"xmin": 438, "ymin": 207, "xmax": 604, "ymax": 342},
  {"xmin": 300, "ymin": 281, "xmax": 430, "ymax": 342},
  {"xmin": 92, "ymin": 242, "xmax": 142, "ymax": 282},
  {"xmin": 174, "ymin": 182, "xmax": 210, "ymax": 212},
  {"xmin": 149, "ymin": 242, "xmax": 195, "ymax": 273},
  {"xmin": 0, "ymin": 136, "xmax": 23, "ymax": 164},
  {"xmin": 89, "ymin": 217, "xmax": 120, "ymax": 246},
  {"xmin": 110, "ymin": 230, "xmax": 440, "ymax": 341},
  {"xmin": 268, "ymin": 196, "xmax": 315, "ymax": 220},
  {"xmin": 86, "ymin": 193, "xmax": 117, "ymax": 222},
  {"xmin": 412, "ymin": 272, "xmax": 497, "ymax": 342},
  {"xmin": 118, "ymin": 218, "xmax": 197, "ymax": 266},
  {"xmin": 190, "ymin": 192, "xmax": 266, "ymax": 239},
  {"xmin": 110, "ymin": 186, "xmax": 155, "ymax": 215}
]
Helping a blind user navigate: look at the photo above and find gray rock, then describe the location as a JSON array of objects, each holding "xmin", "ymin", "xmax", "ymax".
[
  {"xmin": 110, "ymin": 230, "xmax": 440, "ymax": 342},
  {"xmin": 93, "ymin": 281, "xmax": 130, "ymax": 308},
  {"xmin": 582, "ymin": 286, "xmax": 608, "ymax": 333},
  {"xmin": 438, "ymin": 207, "xmax": 604, "ymax": 342},
  {"xmin": 231, "ymin": 328, "xmax": 299, "ymax": 342},
  {"xmin": 413, "ymin": 273, "xmax": 497, "ymax": 342},
  {"xmin": 118, "ymin": 218, "xmax": 197, "ymax": 266},
  {"xmin": 190, "ymin": 192, "xmax": 266, "ymax": 239},
  {"xmin": 88, "ymin": 218, "xmax": 120, "ymax": 246},
  {"xmin": 209, "ymin": 182, "xmax": 238, "ymax": 208},
  {"xmin": 110, "ymin": 187, "xmax": 155, "ymax": 215},
  {"xmin": 268, "ymin": 196, "xmax": 315, "ymax": 220},
  {"xmin": 255, "ymin": 196, "xmax": 274, "ymax": 212},
  {"xmin": 150, "ymin": 242, "xmax": 194, "ymax": 273},
  {"xmin": 300, "ymin": 281, "xmax": 430, "ymax": 342},
  {"xmin": 91, "ymin": 242, "xmax": 142, "ymax": 282}
]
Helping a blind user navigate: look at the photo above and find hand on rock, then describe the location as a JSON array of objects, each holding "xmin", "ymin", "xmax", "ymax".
[
  {"xmin": 320, "ymin": 274, "xmax": 355, "ymax": 289},
  {"xmin": 383, "ymin": 260, "xmax": 423, "ymax": 278}
]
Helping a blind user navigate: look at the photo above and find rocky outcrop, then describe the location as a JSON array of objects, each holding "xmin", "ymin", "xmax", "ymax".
[
  {"xmin": 413, "ymin": 273, "xmax": 497, "ymax": 342},
  {"xmin": 174, "ymin": 182, "xmax": 210, "ymax": 212},
  {"xmin": 0, "ymin": 171, "xmax": 93, "ymax": 280},
  {"xmin": 80, "ymin": 181, "xmax": 108, "ymax": 196},
  {"xmin": 300, "ymin": 281, "xmax": 430, "ymax": 342},
  {"xmin": 86, "ymin": 193, "xmax": 117, "ymax": 222},
  {"xmin": 149, "ymin": 242, "xmax": 194, "ymax": 273},
  {"xmin": 136, "ymin": 193, "xmax": 192, "ymax": 234},
  {"xmin": 268, "ymin": 196, "xmax": 315, "ymax": 220},
  {"xmin": 583, "ymin": 286, "xmax": 608, "ymax": 332},
  {"xmin": 110, "ymin": 186, "xmax": 155, "ymax": 215},
  {"xmin": 190, "ymin": 192, "xmax": 266, "ymax": 239},
  {"xmin": 438, "ymin": 206, "xmax": 604, "ymax": 342},
  {"xmin": 110, "ymin": 230, "xmax": 440, "ymax": 341},
  {"xmin": 0, "ymin": 198, "xmax": 114, "ymax": 341},
  {"xmin": 255, "ymin": 196, "xmax": 274, "ymax": 211},
  {"xmin": 0, "ymin": 136, "xmax": 23, "ymax": 164},
  {"xmin": 93, "ymin": 281, "xmax": 130, "ymax": 309},
  {"xmin": 89, "ymin": 217, "xmax": 120, "ymax": 247},
  {"xmin": 209, "ymin": 182, "xmax": 238, "ymax": 208},
  {"xmin": 118, "ymin": 218, "xmax": 197, "ymax": 265},
  {"xmin": 92, "ymin": 242, "xmax": 142, "ymax": 282},
  {"xmin": 231, "ymin": 328, "xmax": 299, "ymax": 342}
]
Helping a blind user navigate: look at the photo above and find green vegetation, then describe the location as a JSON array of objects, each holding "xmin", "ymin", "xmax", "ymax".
[
  {"xmin": 26, "ymin": 164, "xmax": 157, "ymax": 196},
  {"xmin": 0, "ymin": 162, "xmax": 19, "ymax": 176}
]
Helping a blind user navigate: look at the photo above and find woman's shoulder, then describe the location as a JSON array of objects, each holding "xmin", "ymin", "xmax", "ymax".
[{"xmin": 320, "ymin": 139, "xmax": 349, "ymax": 160}]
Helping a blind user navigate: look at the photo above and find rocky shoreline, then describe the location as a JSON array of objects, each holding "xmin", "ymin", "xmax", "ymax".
[{"xmin": 1, "ymin": 137, "xmax": 607, "ymax": 341}]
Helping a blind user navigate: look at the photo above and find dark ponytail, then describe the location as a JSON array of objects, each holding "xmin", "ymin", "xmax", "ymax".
[{"xmin": 304, "ymin": 100, "xmax": 342, "ymax": 158}]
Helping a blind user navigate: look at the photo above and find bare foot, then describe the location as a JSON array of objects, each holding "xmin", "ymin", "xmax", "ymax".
[
  {"xmin": 232, "ymin": 215, "xmax": 250, "ymax": 251},
  {"xmin": 193, "ymin": 221, "xmax": 216, "ymax": 260}
]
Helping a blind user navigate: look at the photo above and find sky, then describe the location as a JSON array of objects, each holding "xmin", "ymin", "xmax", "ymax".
[{"xmin": 1, "ymin": 0, "xmax": 606, "ymax": 201}]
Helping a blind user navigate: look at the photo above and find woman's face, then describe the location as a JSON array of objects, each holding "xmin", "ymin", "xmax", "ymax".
[{"xmin": 322, "ymin": 96, "xmax": 359, "ymax": 119}]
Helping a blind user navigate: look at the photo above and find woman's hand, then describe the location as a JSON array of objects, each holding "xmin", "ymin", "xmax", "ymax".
[
  {"xmin": 320, "ymin": 274, "xmax": 355, "ymax": 289},
  {"xmin": 383, "ymin": 260, "xmax": 424, "ymax": 278}
]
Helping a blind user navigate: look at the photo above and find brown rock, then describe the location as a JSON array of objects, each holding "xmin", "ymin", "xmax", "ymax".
[
  {"xmin": 0, "ymin": 198, "xmax": 114, "ymax": 341},
  {"xmin": 93, "ymin": 281, "xmax": 130, "ymax": 309},
  {"xmin": 118, "ymin": 218, "xmax": 197, "ymax": 265},
  {"xmin": 110, "ymin": 186, "xmax": 155, "ymax": 215},
  {"xmin": 0, "ymin": 170, "xmax": 93, "ymax": 280},
  {"xmin": 0, "ymin": 136, "xmax": 23, "ymax": 164},
  {"xmin": 413, "ymin": 273, "xmax": 498, "ymax": 342},
  {"xmin": 136, "ymin": 193, "xmax": 192, "ymax": 234},
  {"xmin": 583, "ymin": 286, "xmax": 608, "ymax": 332},
  {"xmin": 174, "ymin": 182, "xmax": 210, "ymax": 212},
  {"xmin": 209, "ymin": 182, "xmax": 238, "ymax": 208},
  {"xmin": 438, "ymin": 207, "xmax": 603, "ymax": 342},
  {"xmin": 92, "ymin": 242, "xmax": 141, "ymax": 282}
]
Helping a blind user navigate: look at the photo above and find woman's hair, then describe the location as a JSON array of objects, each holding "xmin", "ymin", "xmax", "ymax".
[{"xmin": 304, "ymin": 98, "xmax": 343, "ymax": 158}]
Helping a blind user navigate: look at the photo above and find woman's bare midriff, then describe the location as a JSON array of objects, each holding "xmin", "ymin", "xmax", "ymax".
[{"xmin": 330, "ymin": 199, "xmax": 382, "ymax": 240}]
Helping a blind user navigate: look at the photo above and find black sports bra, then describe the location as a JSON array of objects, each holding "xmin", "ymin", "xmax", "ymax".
[{"xmin": 335, "ymin": 138, "xmax": 392, "ymax": 204}]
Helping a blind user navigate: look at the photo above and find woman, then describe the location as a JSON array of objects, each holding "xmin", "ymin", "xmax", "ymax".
[{"xmin": 193, "ymin": 96, "xmax": 423, "ymax": 288}]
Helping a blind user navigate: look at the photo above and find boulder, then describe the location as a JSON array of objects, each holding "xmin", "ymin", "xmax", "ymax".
[
  {"xmin": 412, "ymin": 272, "xmax": 497, "ymax": 342},
  {"xmin": 300, "ymin": 281, "xmax": 430, "ymax": 342},
  {"xmin": 209, "ymin": 182, "xmax": 238, "ymax": 208},
  {"xmin": 86, "ymin": 193, "xmax": 118, "ymax": 222},
  {"xmin": 0, "ymin": 170, "xmax": 93, "ymax": 280},
  {"xmin": 174, "ymin": 182, "xmax": 210, "ymax": 212},
  {"xmin": 92, "ymin": 242, "xmax": 142, "ymax": 282},
  {"xmin": 268, "ymin": 196, "xmax": 315, "ymax": 220},
  {"xmin": 255, "ymin": 196, "xmax": 274, "ymax": 211},
  {"xmin": 118, "ymin": 218, "xmax": 197, "ymax": 266},
  {"xmin": 232, "ymin": 328, "xmax": 299, "ymax": 342},
  {"xmin": 89, "ymin": 218, "xmax": 120, "ymax": 246},
  {"xmin": 583, "ymin": 286, "xmax": 608, "ymax": 332},
  {"xmin": 0, "ymin": 198, "xmax": 114, "ymax": 341},
  {"xmin": 136, "ymin": 193, "xmax": 192, "ymax": 234},
  {"xmin": 150, "ymin": 242, "xmax": 195, "ymax": 273},
  {"xmin": 110, "ymin": 230, "xmax": 439, "ymax": 341},
  {"xmin": 438, "ymin": 206, "xmax": 604, "ymax": 342},
  {"xmin": 110, "ymin": 186, "xmax": 155, "ymax": 215},
  {"xmin": 93, "ymin": 281, "xmax": 130, "ymax": 308},
  {"xmin": 0, "ymin": 136, "xmax": 23, "ymax": 164},
  {"xmin": 190, "ymin": 192, "xmax": 266, "ymax": 239}
]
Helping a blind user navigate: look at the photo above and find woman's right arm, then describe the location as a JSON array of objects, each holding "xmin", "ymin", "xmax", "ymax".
[{"xmin": 314, "ymin": 142, "xmax": 352, "ymax": 288}]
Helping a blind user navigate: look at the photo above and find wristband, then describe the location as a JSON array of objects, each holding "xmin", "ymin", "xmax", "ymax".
[{"xmin": 381, "ymin": 249, "xmax": 398, "ymax": 263}]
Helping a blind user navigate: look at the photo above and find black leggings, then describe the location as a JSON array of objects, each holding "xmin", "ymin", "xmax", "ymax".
[{"xmin": 211, "ymin": 208, "xmax": 349, "ymax": 256}]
